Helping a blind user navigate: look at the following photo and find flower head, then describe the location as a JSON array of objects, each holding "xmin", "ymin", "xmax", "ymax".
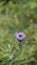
[{"xmin": 14, "ymin": 32, "xmax": 26, "ymax": 41}]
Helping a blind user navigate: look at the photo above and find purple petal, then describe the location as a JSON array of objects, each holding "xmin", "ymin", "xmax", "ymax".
[{"xmin": 14, "ymin": 32, "xmax": 26, "ymax": 41}]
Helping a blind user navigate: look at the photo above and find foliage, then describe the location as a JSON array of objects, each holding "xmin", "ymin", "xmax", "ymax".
[{"xmin": 0, "ymin": 0, "xmax": 37, "ymax": 65}]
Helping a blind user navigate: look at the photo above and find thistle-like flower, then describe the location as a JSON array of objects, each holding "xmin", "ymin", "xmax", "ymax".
[{"xmin": 14, "ymin": 32, "xmax": 26, "ymax": 41}]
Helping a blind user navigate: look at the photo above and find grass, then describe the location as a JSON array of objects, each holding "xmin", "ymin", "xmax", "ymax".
[{"xmin": 0, "ymin": 1, "xmax": 37, "ymax": 65}]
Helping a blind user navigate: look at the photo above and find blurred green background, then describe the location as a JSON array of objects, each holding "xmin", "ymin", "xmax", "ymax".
[{"xmin": 0, "ymin": 0, "xmax": 37, "ymax": 65}]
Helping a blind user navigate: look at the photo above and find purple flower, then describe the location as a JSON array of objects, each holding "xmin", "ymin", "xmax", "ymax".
[{"xmin": 14, "ymin": 32, "xmax": 26, "ymax": 41}]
